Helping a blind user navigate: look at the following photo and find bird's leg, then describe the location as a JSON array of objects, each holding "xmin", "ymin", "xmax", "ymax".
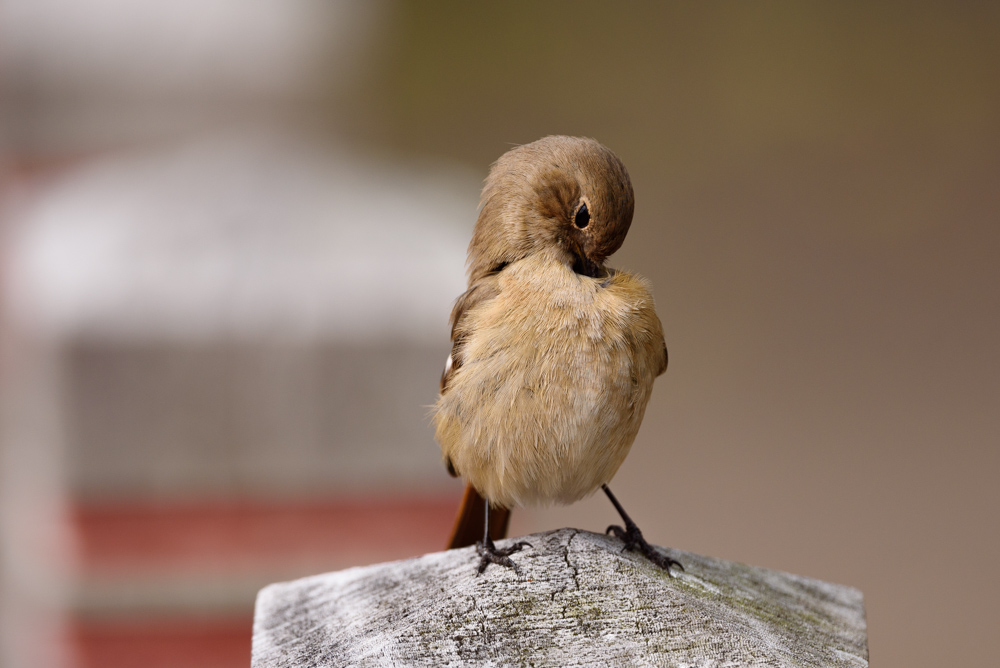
[
  {"xmin": 476, "ymin": 501, "xmax": 531, "ymax": 575},
  {"xmin": 602, "ymin": 484, "xmax": 683, "ymax": 575}
]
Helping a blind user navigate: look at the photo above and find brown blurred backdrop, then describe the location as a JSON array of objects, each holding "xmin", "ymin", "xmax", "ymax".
[{"xmin": 2, "ymin": 2, "xmax": 998, "ymax": 666}]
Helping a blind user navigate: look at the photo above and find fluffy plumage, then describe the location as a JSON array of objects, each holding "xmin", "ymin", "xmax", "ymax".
[{"xmin": 435, "ymin": 135, "xmax": 666, "ymax": 521}]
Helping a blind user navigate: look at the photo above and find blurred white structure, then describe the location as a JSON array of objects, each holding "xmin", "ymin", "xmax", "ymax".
[
  {"xmin": 0, "ymin": 1, "xmax": 476, "ymax": 666},
  {"xmin": 7, "ymin": 132, "xmax": 473, "ymax": 344},
  {"xmin": 2, "ymin": 131, "xmax": 476, "ymax": 666},
  {"xmin": 4, "ymin": 130, "xmax": 477, "ymax": 496}
]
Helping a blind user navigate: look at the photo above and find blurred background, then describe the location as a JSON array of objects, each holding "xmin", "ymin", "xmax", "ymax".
[{"xmin": 1, "ymin": 1, "xmax": 997, "ymax": 666}]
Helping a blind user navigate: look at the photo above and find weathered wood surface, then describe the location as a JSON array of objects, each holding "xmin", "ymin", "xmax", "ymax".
[{"xmin": 253, "ymin": 528, "xmax": 867, "ymax": 667}]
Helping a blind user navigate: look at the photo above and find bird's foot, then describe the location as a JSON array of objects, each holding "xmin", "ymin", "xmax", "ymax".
[
  {"xmin": 606, "ymin": 520, "xmax": 683, "ymax": 575},
  {"xmin": 476, "ymin": 536, "xmax": 531, "ymax": 575}
]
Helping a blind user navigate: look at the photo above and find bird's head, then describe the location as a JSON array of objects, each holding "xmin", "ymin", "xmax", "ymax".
[{"xmin": 467, "ymin": 136, "xmax": 635, "ymax": 282}]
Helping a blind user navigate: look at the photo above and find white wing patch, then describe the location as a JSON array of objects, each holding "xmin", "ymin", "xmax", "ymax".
[{"xmin": 440, "ymin": 353, "xmax": 455, "ymax": 393}]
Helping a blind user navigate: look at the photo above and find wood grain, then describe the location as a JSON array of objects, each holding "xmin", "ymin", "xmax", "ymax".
[{"xmin": 253, "ymin": 528, "xmax": 867, "ymax": 667}]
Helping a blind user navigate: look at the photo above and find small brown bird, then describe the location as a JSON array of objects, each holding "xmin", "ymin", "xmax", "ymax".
[{"xmin": 434, "ymin": 136, "xmax": 680, "ymax": 575}]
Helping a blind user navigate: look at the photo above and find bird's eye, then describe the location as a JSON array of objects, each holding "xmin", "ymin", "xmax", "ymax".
[{"xmin": 574, "ymin": 201, "xmax": 590, "ymax": 229}]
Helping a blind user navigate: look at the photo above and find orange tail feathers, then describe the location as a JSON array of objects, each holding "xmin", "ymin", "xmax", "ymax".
[{"xmin": 447, "ymin": 483, "xmax": 511, "ymax": 549}]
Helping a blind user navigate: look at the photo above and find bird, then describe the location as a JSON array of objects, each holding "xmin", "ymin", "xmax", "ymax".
[{"xmin": 433, "ymin": 135, "xmax": 681, "ymax": 575}]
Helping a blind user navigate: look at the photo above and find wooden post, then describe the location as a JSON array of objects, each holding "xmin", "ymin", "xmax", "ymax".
[{"xmin": 253, "ymin": 528, "xmax": 867, "ymax": 667}]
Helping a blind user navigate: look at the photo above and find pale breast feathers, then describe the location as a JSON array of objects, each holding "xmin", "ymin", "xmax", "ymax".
[{"xmin": 435, "ymin": 258, "xmax": 665, "ymax": 504}]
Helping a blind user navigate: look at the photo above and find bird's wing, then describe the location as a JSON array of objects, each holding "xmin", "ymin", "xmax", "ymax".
[
  {"xmin": 439, "ymin": 273, "xmax": 510, "ymax": 548},
  {"xmin": 439, "ymin": 274, "xmax": 501, "ymax": 395}
]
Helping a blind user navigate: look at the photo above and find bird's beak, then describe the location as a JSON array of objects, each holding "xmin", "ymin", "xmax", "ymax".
[{"xmin": 569, "ymin": 239, "xmax": 602, "ymax": 278}]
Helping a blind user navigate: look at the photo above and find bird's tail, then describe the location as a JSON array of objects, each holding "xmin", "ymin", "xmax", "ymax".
[{"xmin": 447, "ymin": 483, "xmax": 511, "ymax": 549}]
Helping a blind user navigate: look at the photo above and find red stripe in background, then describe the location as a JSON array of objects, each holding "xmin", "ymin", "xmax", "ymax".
[
  {"xmin": 70, "ymin": 617, "xmax": 252, "ymax": 668},
  {"xmin": 73, "ymin": 495, "xmax": 462, "ymax": 574},
  {"xmin": 69, "ymin": 495, "xmax": 462, "ymax": 667}
]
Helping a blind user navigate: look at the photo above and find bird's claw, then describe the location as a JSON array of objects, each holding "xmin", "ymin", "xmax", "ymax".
[
  {"xmin": 606, "ymin": 522, "xmax": 683, "ymax": 575},
  {"xmin": 476, "ymin": 537, "xmax": 531, "ymax": 575}
]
